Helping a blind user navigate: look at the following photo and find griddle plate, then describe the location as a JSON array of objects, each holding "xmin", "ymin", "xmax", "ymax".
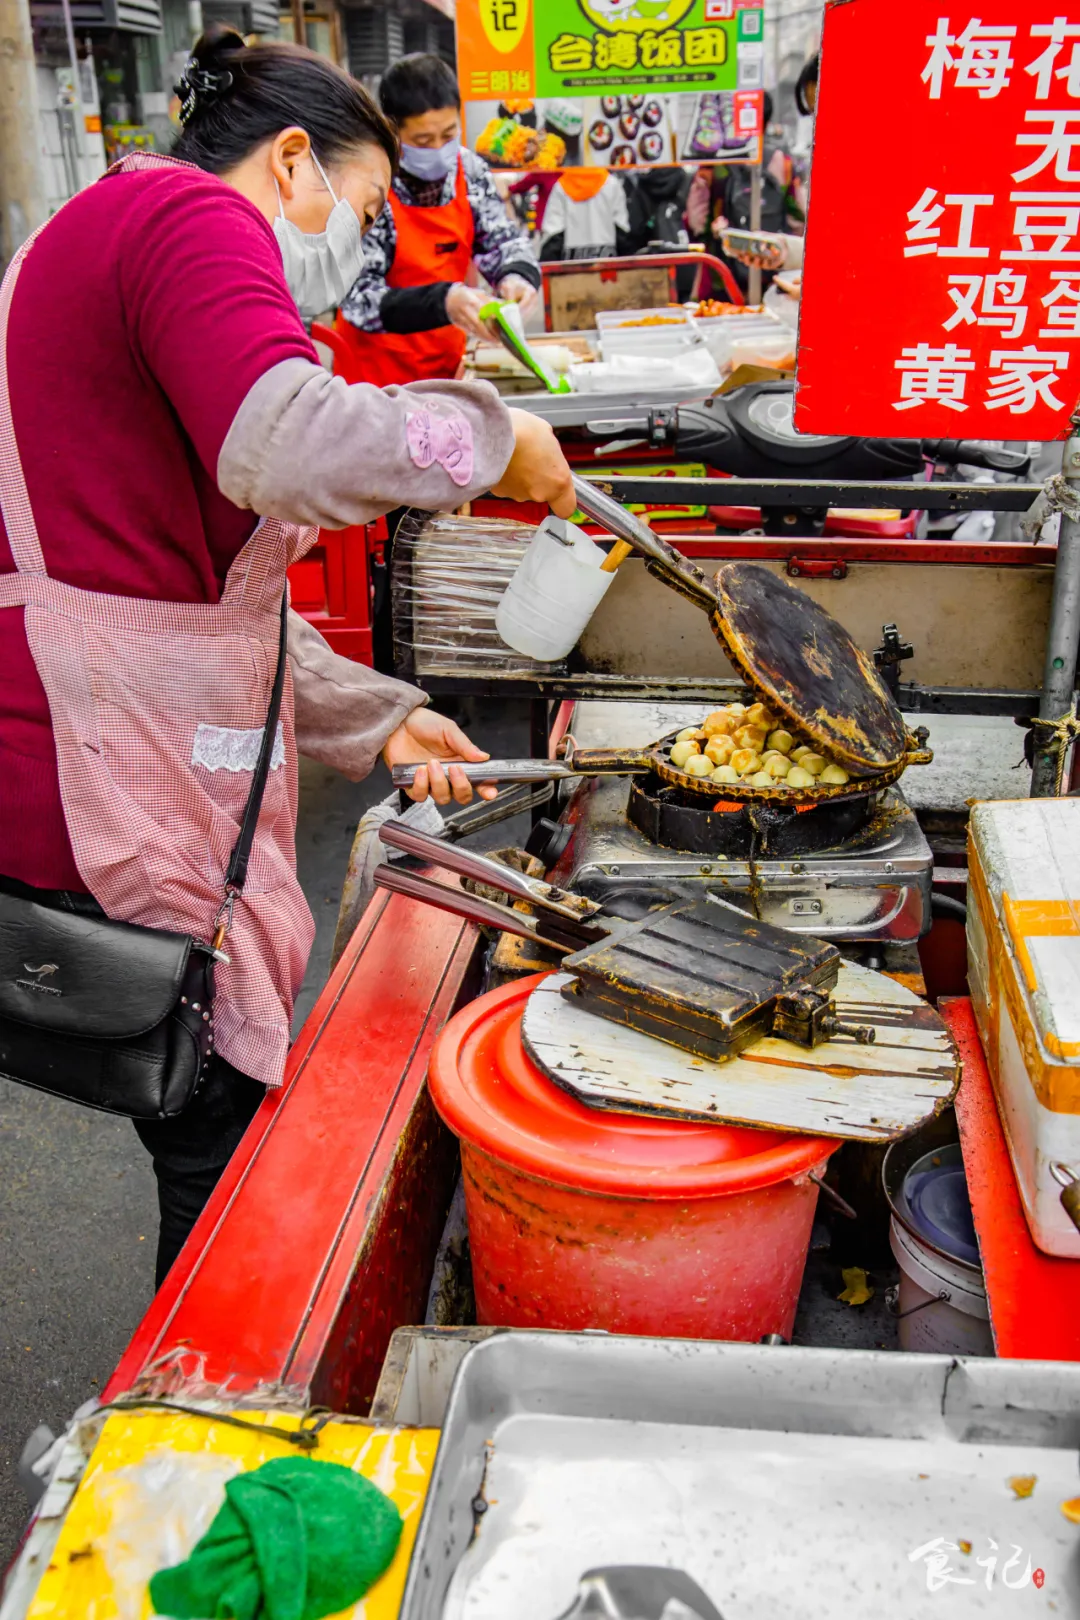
[
  {"xmin": 711, "ymin": 562, "xmax": 908, "ymax": 775},
  {"xmin": 562, "ymin": 897, "xmax": 839, "ymax": 1058}
]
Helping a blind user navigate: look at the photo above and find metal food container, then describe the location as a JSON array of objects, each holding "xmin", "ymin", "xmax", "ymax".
[{"xmin": 401, "ymin": 1331, "xmax": 1080, "ymax": 1620}]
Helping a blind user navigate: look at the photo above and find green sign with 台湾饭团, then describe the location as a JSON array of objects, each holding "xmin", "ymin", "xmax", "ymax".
[{"xmin": 534, "ymin": 0, "xmax": 737, "ymax": 98}]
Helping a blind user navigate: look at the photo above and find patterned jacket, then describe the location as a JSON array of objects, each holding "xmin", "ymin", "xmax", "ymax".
[{"xmin": 339, "ymin": 149, "xmax": 540, "ymax": 335}]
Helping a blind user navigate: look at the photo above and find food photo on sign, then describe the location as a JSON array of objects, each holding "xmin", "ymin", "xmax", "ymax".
[
  {"xmin": 796, "ymin": 0, "xmax": 1080, "ymax": 440},
  {"xmin": 458, "ymin": 0, "xmax": 766, "ymax": 169}
]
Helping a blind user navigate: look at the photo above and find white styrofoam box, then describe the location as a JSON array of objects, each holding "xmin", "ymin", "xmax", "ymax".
[
  {"xmin": 967, "ymin": 797, "xmax": 1080, "ymax": 1256},
  {"xmin": 994, "ymin": 991, "xmax": 1080, "ymax": 1255},
  {"xmin": 596, "ymin": 306, "xmax": 701, "ymax": 361}
]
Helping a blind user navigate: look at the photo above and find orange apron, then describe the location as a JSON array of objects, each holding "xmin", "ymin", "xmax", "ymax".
[{"xmin": 335, "ymin": 158, "xmax": 475, "ymax": 387}]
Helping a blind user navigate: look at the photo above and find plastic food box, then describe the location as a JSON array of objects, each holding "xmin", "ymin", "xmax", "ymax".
[
  {"xmin": 692, "ymin": 306, "xmax": 786, "ymax": 368},
  {"xmin": 724, "ymin": 328, "xmax": 798, "ymax": 375},
  {"xmin": 595, "ymin": 306, "xmax": 701, "ymax": 361},
  {"xmin": 967, "ymin": 797, "xmax": 1080, "ymax": 1256}
]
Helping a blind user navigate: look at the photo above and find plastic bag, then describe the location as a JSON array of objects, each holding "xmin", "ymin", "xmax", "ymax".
[
  {"xmin": 95, "ymin": 1450, "xmax": 242, "ymax": 1620},
  {"xmin": 569, "ymin": 349, "xmax": 720, "ymax": 394},
  {"xmin": 393, "ymin": 512, "xmax": 567, "ymax": 677}
]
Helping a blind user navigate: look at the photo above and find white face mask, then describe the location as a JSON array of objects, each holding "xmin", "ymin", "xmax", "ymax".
[
  {"xmin": 401, "ymin": 138, "xmax": 461, "ymax": 182},
  {"xmin": 273, "ymin": 150, "xmax": 364, "ymax": 318}
]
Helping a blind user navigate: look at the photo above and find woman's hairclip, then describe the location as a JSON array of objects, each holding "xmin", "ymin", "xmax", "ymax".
[{"xmin": 175, "ymin": 59, "xmax": 234, "ymax": 124}]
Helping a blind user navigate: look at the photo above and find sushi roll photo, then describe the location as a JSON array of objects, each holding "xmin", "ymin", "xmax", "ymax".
[
  {"xmin": 619, "ymin": 111, "xmax": 641, "ymax": 140},
  {"xmin": 589, "ymin": 118, "xmax": 614, "ymax": 152},
  {"xmin": 600, "ymin": 94, "xmax": 622, "ymax": 118},
  {"xmin": 638, "ymin": 129, "xmax": 665, "ymax": 161}
]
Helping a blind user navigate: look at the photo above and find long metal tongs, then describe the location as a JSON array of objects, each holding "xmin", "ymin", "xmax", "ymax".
[
  {"xmin": 373, "ymin": 821, "xmax": 606, "ymax": 952},
  {"xmin": 570, "ymin": 475, "xmax": 718, "ymax": 611}
]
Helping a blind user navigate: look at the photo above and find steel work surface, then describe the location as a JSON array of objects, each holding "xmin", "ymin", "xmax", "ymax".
[
  {"xmin": 567, "ymin": 701, "xmax": 1031, "ymax": 810},
  {"xmin": 402, "ymin": 1333, "xmax": 1080, "ymax": 1620}
]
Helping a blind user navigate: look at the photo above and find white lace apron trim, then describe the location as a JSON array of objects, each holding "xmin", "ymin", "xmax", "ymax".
[{"xmin": 191, "ymin": 721, "xmax": 286, "ymax": 773}]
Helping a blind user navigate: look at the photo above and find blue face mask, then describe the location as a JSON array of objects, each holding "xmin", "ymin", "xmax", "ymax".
[{"xmin": 400, "ymin": 138, "xmax": 461, "ymax": 182}]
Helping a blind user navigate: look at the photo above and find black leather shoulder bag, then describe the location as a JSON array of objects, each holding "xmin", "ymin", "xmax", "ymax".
[{"xmin": 0, "ymin": 595, "xmax": 288, "ymax": 1120}]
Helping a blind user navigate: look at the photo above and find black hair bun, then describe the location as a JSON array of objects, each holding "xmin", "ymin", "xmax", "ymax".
[{"xmin": 176, "ymin": 25, "xmax": 243, "ymax": 123}]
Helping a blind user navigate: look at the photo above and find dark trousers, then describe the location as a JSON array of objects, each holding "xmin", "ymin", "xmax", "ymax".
[
  {"xmin": 0, "ymin": 874, "xmax": 265, "ymax": 1289},
  {"xmin": 133, "ymin": 1057, "xmax": 265, "ymax": 1288}
]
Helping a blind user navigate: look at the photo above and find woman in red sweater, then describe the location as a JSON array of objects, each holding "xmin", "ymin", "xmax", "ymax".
[{"xmin": 0, "ymin": 28, "xmax": 572, "ymax": 1285}]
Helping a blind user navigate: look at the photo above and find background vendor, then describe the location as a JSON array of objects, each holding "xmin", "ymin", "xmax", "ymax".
[
  {"xmin": 685, "ymin": 91, "xmax": 806, "ymax": 291},
  {"xmin": 337, "ymin": 54, "xmax": 541, "ymax": 385},
  {"xmin": 716, "ymin": 61, "xmax": 817, "ymax": 280}
]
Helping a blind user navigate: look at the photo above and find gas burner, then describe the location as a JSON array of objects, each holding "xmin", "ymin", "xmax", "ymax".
[
  {"xmin": 551, "ymin": 775, "xmax": 934, "ymax": 943},
  {"xmin": 627, "ymin": 775, "xmax": 875, "ymax": 858}
]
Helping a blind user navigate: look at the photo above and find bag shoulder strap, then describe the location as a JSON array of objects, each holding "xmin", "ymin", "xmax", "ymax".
[{"xmin": 223, "ymin": 591, "xmax": 288, "ymax": 899}]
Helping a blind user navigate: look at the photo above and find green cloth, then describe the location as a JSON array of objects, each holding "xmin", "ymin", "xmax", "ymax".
[{"xmin": 149, "ymin": 1456, "xmax": 403, "ymax": 1620}]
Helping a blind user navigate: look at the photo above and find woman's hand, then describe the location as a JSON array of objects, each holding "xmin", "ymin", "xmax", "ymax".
[
  {"xmin": 446, "ymin": 282, "xmax": 495, "ymax": 340},
  {"xmin": 496, "ymin": 273, "xmax": 539, "ymax": 323},
  {"xmin": 491, "ymin": 407, "xmax": 576, "ymax": 516},
  {"xmin": 382, "ymin": 708, "xmax": 498, "ymax": 805}
]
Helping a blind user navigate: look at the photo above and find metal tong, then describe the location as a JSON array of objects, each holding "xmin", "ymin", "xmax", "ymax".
[
  {"xmin": 375, "ymin": 823, "xmax": 875, "ymax": 1055},
  {"xmin": 570, "ymin": 475, "xmax": 718, "ymax": 611},
  {"xmin": 373, "ymin": 821, "xmax": 606, "ymax": 953},
  {"xmin": 392, "ymin": 758, "xmax": 579, "ymax": 789}
]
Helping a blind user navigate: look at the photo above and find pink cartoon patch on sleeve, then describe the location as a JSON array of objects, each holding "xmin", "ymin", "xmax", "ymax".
[{"xmin": 405, "ymin": 410, "xmax": 475, "ymax": 488}]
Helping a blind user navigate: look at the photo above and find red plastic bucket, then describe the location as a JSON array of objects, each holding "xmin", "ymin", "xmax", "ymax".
[{"xmin": 428, "ymin": 974, "xmax": 838, "ymax": 1343}]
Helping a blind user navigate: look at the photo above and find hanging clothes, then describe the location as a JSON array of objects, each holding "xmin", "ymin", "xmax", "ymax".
[{"xmin": 539, "ymin": 169, "xmax": 631, "ymax": 261}]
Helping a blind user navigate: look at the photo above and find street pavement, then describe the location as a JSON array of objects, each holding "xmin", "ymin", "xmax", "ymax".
[{"xmin": 0, "ymin": 699, "xmax": 529, "ymax": 1568}]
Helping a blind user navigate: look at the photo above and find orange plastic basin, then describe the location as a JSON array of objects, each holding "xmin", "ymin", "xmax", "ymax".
[{"xmin": 429, "ymin": 974, "xmax": 837, "ymax": 1343}]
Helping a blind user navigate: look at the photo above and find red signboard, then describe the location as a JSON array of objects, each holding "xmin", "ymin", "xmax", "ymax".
[{"xmin": 796, "ymin": 1, "xmax": 1080, "ymax": 440}]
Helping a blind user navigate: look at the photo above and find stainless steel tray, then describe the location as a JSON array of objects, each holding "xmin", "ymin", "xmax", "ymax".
[
  {"xmin": 400, "ymin": 1332, "xmax": 1080, "ymax": 1620},
  {"xmin": 511, "ymin": 380, "xmax": 720, "ymax": 426}
]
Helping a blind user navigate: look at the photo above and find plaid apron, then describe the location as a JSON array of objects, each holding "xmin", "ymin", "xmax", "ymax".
[{"xmin": 0, "ymin": 155, "xmax": 318, "ymax": 1086}]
